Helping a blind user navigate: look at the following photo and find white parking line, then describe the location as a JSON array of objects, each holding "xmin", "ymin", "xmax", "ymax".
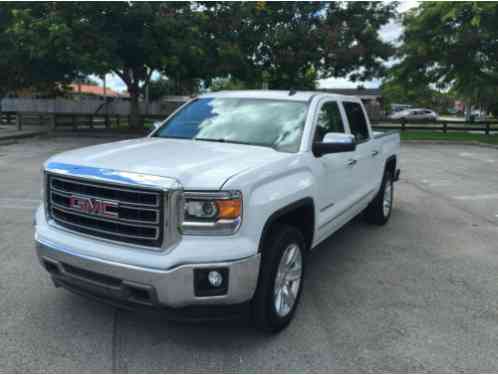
[
  {"xmin": 421, "ymin": 179, "xmax": 454, "ymax": 187},
  {"xmin": 453, "ymin": 193, "xmax": 498, "ymax": 201},
  {"xmin": 459, "ymin": 152, "xmax": 496, "ymax": 163}
]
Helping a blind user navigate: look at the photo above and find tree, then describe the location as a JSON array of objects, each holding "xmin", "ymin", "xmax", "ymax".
[
  {"xmin": 0, "ymin": 4, "xmax": 81, "ymax": 103},
  {"xmin": 381, "ymin": 73, "xmax": 455, "ymax": 114},
  {"xmin": 8, "ymin": 3, "xmax": 210, "ymax": 129},
  {"xmin": 394, "ymin": 2, "xmax": 498, "ymax": 118},
  {"xmin": 6, "ymin": 2, "xmax": 399, "ymax": 126},
  {"xmin": 209, "ymin": 77, "xmax": 251, "ymax": 92},
  {"xmin": 147, "ymin": 77, "xmax": 201, "ymax": 101},
  {"xmin": 203, "ymin": 2, "xmax": 397, "ymax": 90}
]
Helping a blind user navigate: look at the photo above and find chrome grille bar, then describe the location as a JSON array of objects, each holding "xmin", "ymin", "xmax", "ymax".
[
  {"xmin": 51, "ymin": 207, "xmax": 160, "ymax": 241},
  {"xmin": 50, "ymin": 176, "xmax": 160, "ymax": 207},
  {"xmin": 46, "ymin": 173, "xmax": 164, "ymax": 248},
  {"xmin": 50, "ymin": 189, "xmax": 160, "ymax": 225}
]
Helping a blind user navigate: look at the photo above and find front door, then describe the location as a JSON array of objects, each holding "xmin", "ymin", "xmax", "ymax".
[{"xmin": 311, "ymin": 100, "xmax": 356, "ymax": 239}]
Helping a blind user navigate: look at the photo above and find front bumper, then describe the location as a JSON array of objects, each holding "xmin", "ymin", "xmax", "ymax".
[{"xmin": 36, "ymin": 238, "xmax": 260, "ymax": 310}]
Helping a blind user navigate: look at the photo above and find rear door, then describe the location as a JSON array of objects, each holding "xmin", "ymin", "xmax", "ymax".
[
  {"xmin": 342, "ymin": 101, "xmax": 381, "ymax": 202},
  {"xmin": 311, "ymin": 99, "xmax": 356, "ymax": 235}
]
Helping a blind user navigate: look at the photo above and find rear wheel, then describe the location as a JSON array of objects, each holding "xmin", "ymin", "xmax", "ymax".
[
  {"xmin": 251, "ymin": 224, "xmax": 305, "ymax": 333},
  {"xmin": 365, "ymin": 170, "xmax": 393, "ymax": 225}
]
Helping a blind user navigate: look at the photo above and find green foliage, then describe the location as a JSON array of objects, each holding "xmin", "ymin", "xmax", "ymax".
[
  {"xmin": 0, "ymin": 4, "xmax": 82, "ymax": 98},
  {"xmin": 381, "ymin": 76, "xmax": 455, "ymax": 113},
  {"xmin": 148, "ymin": 77, "xmax": 201, "ymax": 100},
  {"xmin": 203, "ymin": 2, "xmax": 397, "ymax": 90},
  {"xmin": 6, "ymin": 2, "xmax": 208, "ymax": 127},
  {"xmin": 3, "ymin": 2, "xmax": 398, "ymax": 124},
  {"xmin": 394, "ymin": 2, "xmax": 498, "ymax": 111},
  {"xmin": 209, "ymin": 77, "xmax": 252, "ymax": 92},
  {"xmin": 400, "ymin": 131, "xmax": 498, "ymax": 145}
]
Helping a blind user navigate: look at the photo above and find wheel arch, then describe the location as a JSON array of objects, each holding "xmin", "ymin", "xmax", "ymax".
[
  {"xmin": 385, "ymin": 155, "xmax": 397, "ymax": 177},
  {"xmin": 258, "ymin": 197, "xmax": 315, "ymax": 253}
]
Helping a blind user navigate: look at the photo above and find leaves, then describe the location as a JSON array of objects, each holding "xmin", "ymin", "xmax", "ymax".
[
  {"xmin": 2, "ymin": 2, "xmax": 397, "ymax": 98},
  {"xmin": 205, "ymin": 2, "xmax": 396, "ymax": 89},
  {"xmin": 394, "ymin": 2, "xmax": 498, "ymax": 107}
]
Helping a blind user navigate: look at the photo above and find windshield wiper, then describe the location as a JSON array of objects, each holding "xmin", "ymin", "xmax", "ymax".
[
  {"xmin": 154, "ymin": 135, "xmax": 191, "ymax": 140},
  {"xmin": 194, "ymin": 137, "xmax": 229, "ymax": 143}
]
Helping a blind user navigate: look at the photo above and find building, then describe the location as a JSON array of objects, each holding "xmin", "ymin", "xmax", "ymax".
[{"xmin": 69, "ymin": 84, "xmax": 129, "ymax": 99}]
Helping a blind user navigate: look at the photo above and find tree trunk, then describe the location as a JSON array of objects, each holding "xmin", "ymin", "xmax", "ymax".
[
  {"xmin": 464, "ymin": 101, "xmax": 472, "ymax": 122},
  {"xmin": 128, "ymin": 87, "xmax": 142, "ymax": 130}
]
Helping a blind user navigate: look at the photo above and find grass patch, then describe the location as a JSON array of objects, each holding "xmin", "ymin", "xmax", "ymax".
[{"xmin": 399, "ymin": 131, "xmax": 498, "ymax": 145}]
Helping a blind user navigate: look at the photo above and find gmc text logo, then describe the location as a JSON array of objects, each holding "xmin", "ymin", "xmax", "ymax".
[{"xmin": 68, "ymin": 195, "xmax": 119, "ymax": 219}]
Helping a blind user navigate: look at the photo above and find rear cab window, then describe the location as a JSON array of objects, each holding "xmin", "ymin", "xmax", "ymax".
[{"xmin": 343, "ymin": 102, "xmax": 370, "ymax": 143}]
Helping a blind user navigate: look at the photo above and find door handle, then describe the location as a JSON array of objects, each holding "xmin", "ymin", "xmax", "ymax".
[
  {"xmin": 346, "ymin": 158, "xmax": 357, "ymax": 167},
  {"xmin": 371, "ymin": 150, "xmax": 379, "ymax": 157}
]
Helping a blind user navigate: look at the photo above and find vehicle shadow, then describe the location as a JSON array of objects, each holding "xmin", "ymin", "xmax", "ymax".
[
  {"xmin": 54, "ymin": 212, "xmax": 399, "ymax": 372},
  {"xmin": 108, "ymin": 214, "xmax": 377, "ymax": 337}
]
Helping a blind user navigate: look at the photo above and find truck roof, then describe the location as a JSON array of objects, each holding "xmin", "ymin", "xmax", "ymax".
[{"xmin": 200, "ymin": 90, "xmax": 359, "ymax": 102}]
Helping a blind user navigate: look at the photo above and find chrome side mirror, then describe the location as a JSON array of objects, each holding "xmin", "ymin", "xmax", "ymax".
[{"xmin": 313, "ymin": 133, "xmax": 356, "ymax": 157}]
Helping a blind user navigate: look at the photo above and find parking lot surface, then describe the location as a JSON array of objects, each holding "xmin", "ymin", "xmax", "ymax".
[{"xmin": 1, "ymin": 137, "xmax": 497, "ymax": 372}]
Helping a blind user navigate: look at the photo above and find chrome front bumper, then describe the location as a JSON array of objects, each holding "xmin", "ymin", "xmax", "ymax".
[{"xmin": 35, "ymin": 239, "xmax": 260, "ymax": 309}]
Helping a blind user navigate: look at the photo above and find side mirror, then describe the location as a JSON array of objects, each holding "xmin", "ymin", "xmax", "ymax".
[{"xmin": 313, "ymin": 133, "xmax": 356, "ymax": 157}]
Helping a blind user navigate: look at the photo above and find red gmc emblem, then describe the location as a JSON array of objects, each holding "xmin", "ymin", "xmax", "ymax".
[{"xmin": 68, "ymin": 195, "xmax": 119, "ymax": 218}]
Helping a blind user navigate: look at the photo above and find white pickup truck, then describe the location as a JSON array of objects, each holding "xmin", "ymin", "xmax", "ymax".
[{"xmin": 35, "ymin": 90, "xmax": 400, "ymax": 332}]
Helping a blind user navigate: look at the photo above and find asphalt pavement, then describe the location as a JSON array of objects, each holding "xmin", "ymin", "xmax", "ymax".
[{"xmin": 0, "ymin": 136, "xmax": 497, "ymax": 372}]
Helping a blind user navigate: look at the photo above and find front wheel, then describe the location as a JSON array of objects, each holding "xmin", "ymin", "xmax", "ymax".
[
  {"xmin": 365, "ymin": 170, "xmax": 393, "ymax": 225},
  {"xmin": 251, "ymin": 224, "xmax": 305, "ymax": 333}
]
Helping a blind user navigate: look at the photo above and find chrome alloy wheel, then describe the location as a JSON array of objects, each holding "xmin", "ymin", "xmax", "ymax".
[
  {"xmin": 383, "ymin": 178, "xmax": 393, "ymax": 217},
  {"xmin": 273, "ymin": 243, "xmax": 303, "ymax": 318}
]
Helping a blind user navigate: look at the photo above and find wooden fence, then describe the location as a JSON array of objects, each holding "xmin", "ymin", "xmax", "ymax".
[
  {"xmin": 51, "ymin": 113, "xmax": 167, "ymax": 131},
  {"xmin": 371, "ymin": 119, "xmax": 498, "ymax": 136},
  {"xmin": 0, "ymin": 112, "xmax": 171, "ymax": 131},
  {"xmin": 0, "ymin": 111, "xmax": 17, "ymax": 125},
  {"xmin": 3, "ymin": 111, "xmax": 498, "ymax": 135}
]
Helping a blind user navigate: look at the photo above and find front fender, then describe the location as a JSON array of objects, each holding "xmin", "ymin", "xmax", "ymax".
[{"xmin": 223, "ymin": 156, "xmax": 315, "ymax": 250}]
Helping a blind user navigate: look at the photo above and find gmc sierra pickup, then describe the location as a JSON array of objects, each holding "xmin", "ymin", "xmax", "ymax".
[{"xmin": 35, "ymin": 90, "xmax": 400, "ymax": 332}]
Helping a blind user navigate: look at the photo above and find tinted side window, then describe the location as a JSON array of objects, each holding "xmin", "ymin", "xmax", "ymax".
[
  {"xmin": 343, "ymin": 102, "xmax": 369, "ymax": 142},
  {"xmin": 314, "ymin": 101, "xmax": 345, "ymax": 142}
]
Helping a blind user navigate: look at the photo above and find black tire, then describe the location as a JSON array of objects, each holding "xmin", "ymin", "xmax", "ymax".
[
  {"xmin": 365, "ymin": 170, "xmax": 394, "ymax": 225},
  {"xmin": 251, "ymin": 224, "xmax": 305, "ymax": 333}
]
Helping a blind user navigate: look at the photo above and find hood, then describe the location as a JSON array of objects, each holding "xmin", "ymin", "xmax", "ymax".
[{"xmin": 48, "ymin": 137, "xmax": 289, "ymax": 189}]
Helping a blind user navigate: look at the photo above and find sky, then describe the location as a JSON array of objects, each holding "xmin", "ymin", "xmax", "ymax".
[{"xmin": 96, "ymin": 1, "xmax": 418, "ymax": 93}]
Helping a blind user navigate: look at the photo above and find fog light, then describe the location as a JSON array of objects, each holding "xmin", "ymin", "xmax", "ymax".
[
  {"xmin": 208, "ymin": 270, "xmax": 223, "ymax": 287},
  {"xmin": 194, "ymin": 268, "xmax": 229, "ymax": 297}
]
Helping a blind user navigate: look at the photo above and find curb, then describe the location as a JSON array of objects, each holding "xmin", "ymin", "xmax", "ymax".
[
  {"xmin": 401, "ymin": 140, "xmax": 498, "ymax": 150},
  {"xmin": 0, "ymin": 130, "xmax": 48, "ymax": 141}
]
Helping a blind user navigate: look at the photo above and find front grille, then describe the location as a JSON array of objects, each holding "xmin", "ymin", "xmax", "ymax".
[{"xmin": 47, "ymin": 174, "xmax": 164, "ymax": 247}]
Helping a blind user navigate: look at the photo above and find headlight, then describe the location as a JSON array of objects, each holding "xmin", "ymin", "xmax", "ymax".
[{"xmin": 182, "ymin": 191, "xmax": 242, "ymax": 235}]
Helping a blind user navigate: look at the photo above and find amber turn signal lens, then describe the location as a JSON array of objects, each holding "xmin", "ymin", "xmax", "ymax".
[{"xmin": 216, "ymin": 199, "xmax": 241, "ymax": 219}]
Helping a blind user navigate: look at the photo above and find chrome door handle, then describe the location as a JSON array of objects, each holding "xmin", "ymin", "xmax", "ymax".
[
  {"xmin": 346, "ymin": 158, "xmax": 357, "ymax": 167},
  {"xmin": 371, "ymin": 150, "xmax": 379, "ymax": 157}
]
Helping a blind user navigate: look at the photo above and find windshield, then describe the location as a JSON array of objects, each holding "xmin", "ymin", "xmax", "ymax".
[{"xmin": 154, "ymin": 98, "xmax": 308, "ymax": 152}]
